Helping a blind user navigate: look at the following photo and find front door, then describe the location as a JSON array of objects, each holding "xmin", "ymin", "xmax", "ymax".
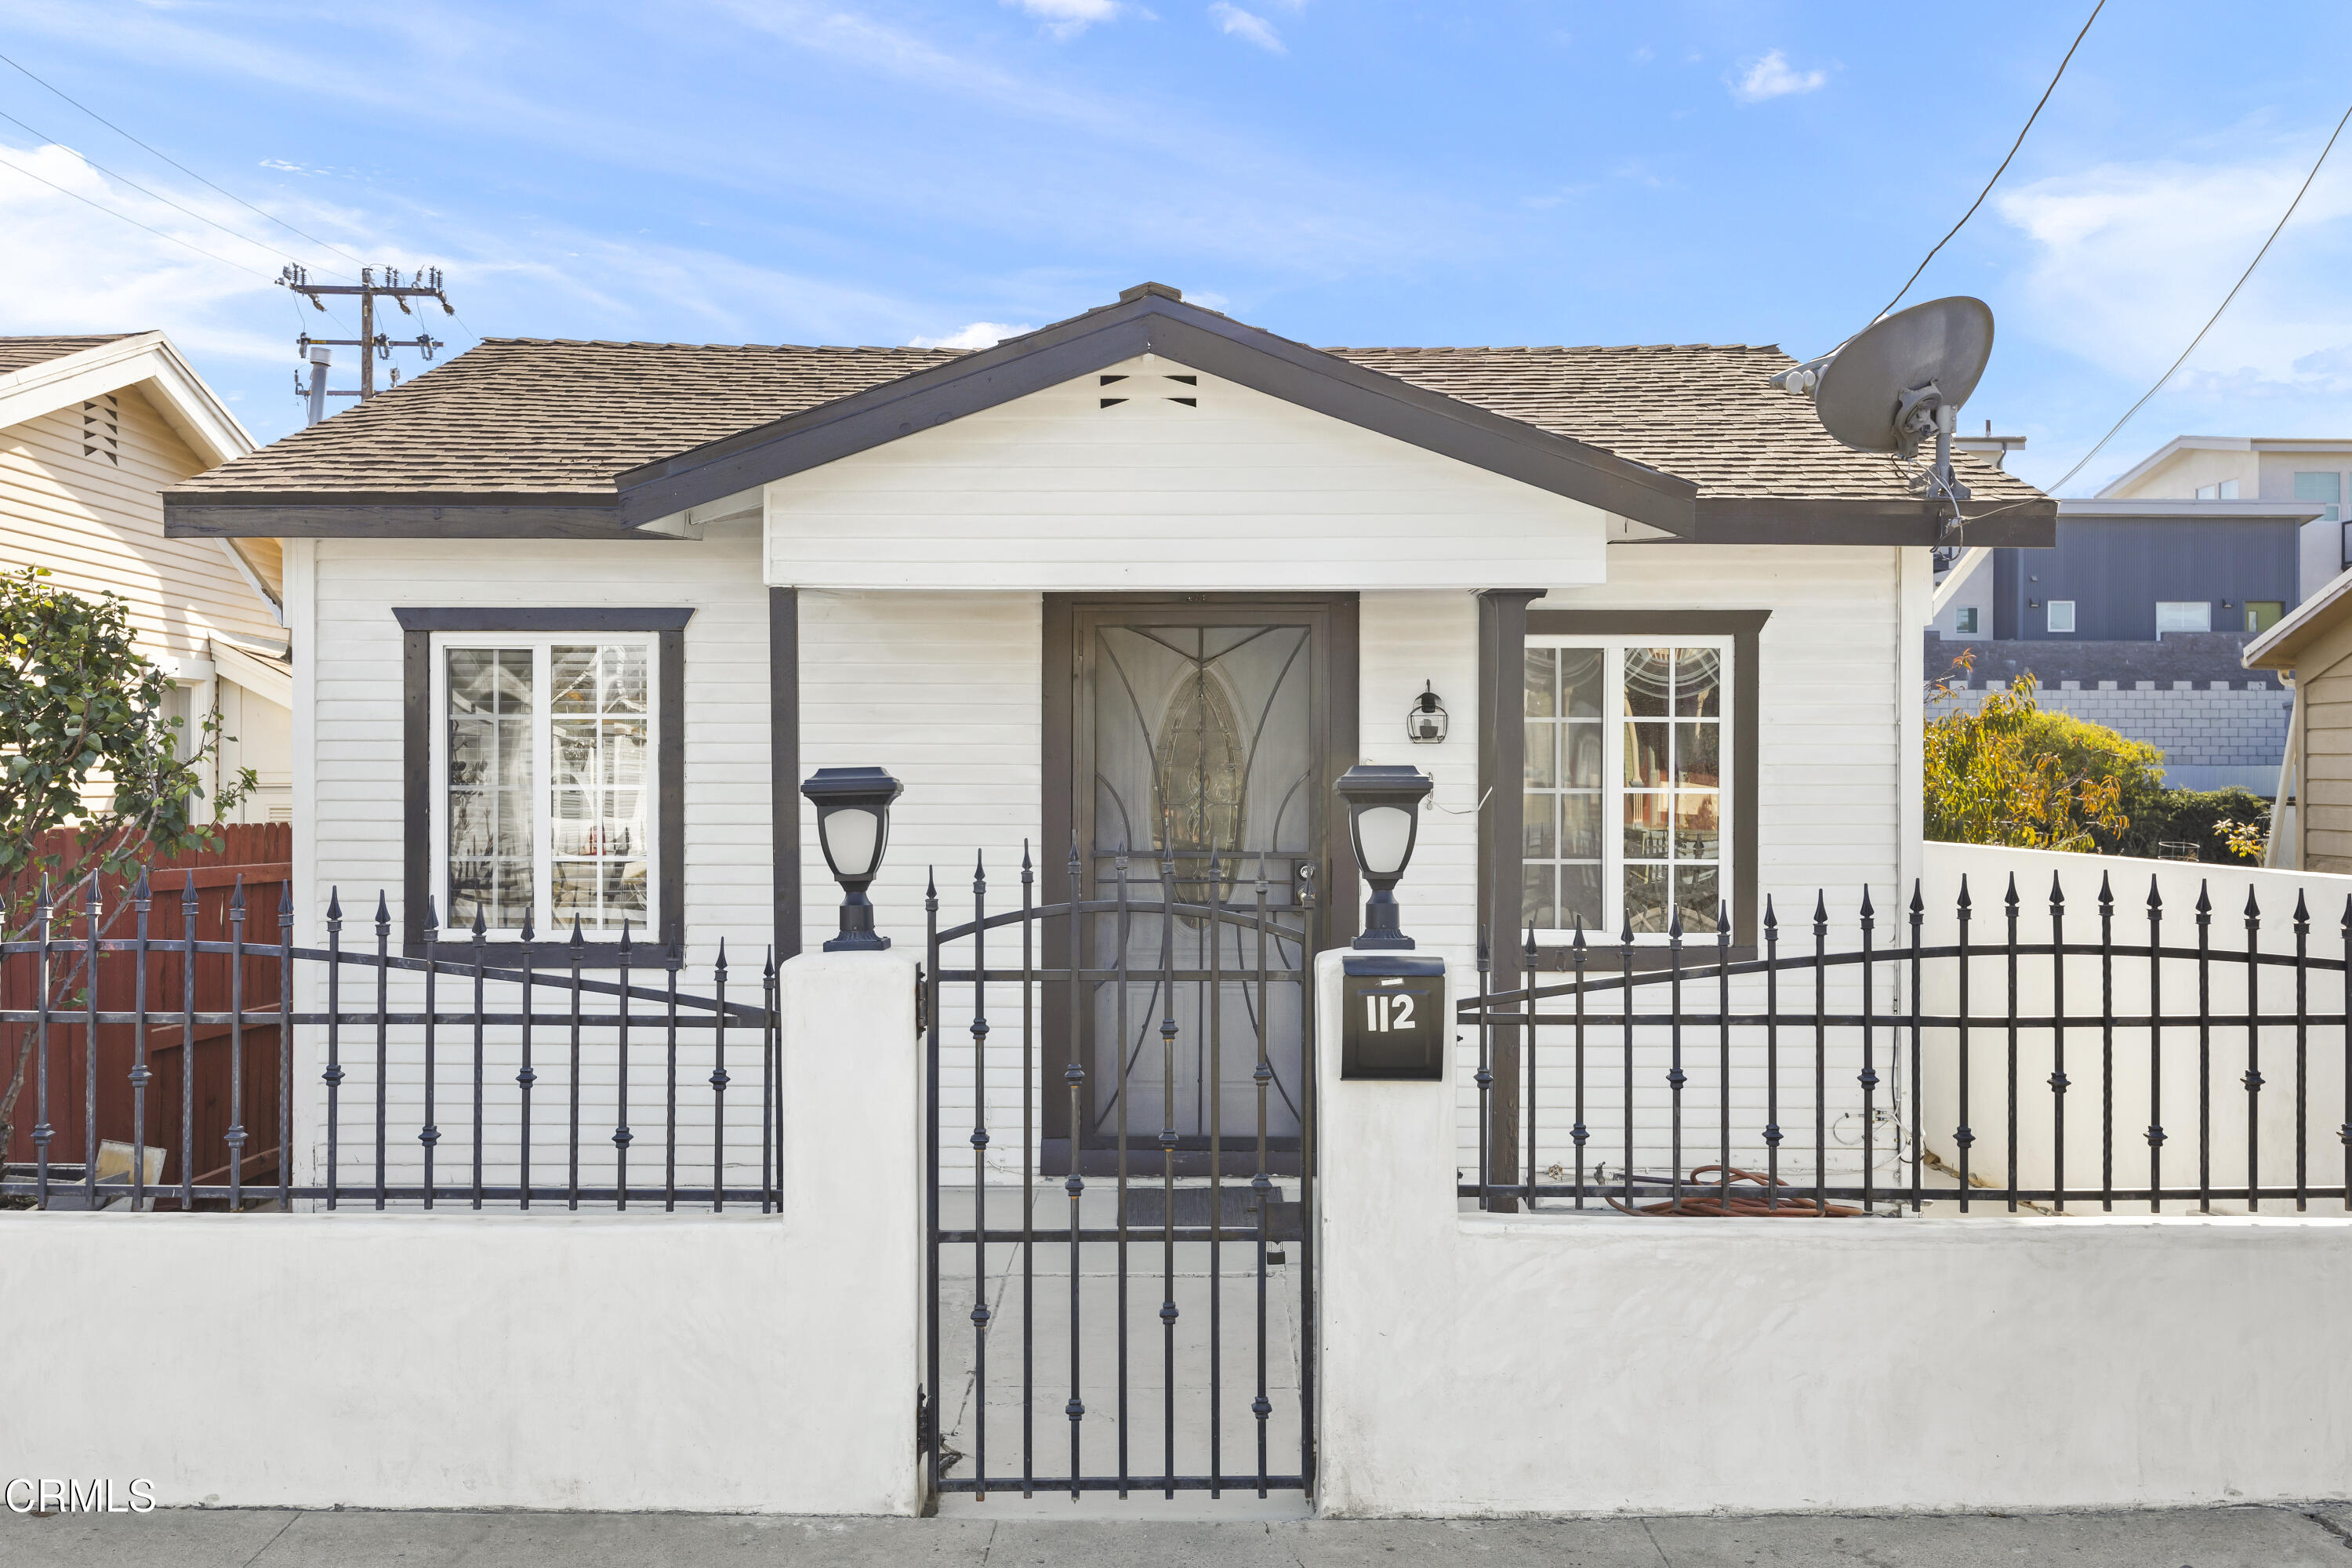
[{"xmin": 1042, "ymin": 596, "xmax": 1357, "ymax": 1177}]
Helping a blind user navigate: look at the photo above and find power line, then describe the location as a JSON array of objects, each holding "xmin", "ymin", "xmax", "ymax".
[
  {"xmin": 0, "ymin": 46, "xmax": 368, "ymax": 270},
  {"xmin": 2050, "ymin": 96, "xmax": 2352, "ymax": 495},
  {"xmin": 0, "ymin": 143, "xmax": 275, "ymax": 280},
  {"xmin": 0, "ymin": 105, "xmax": 325, "ymax": 274},
  {"xmin": 1867, "ymin": 0, "xmax": 2105, "ymax": 328}
]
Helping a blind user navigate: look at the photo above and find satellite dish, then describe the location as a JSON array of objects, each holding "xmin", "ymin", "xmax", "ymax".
[{"xmin": 1770, "ymin": 296, "xmax": 1995, "ymax": 503}]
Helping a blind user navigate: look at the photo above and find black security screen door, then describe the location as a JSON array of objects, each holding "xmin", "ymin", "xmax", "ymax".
[{"xmin": 1044, "ymin": 597, "xmax": 1356, "ymax": 1177}]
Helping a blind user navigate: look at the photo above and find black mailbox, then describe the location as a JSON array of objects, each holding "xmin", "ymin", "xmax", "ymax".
[{"xmin": 1339, "ymin": 954, "xmax": 1445, "ymax": 1080}]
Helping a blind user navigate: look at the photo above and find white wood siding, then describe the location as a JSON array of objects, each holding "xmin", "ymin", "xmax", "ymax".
[
  {"xmin": 1541, "ymin": 543, "xmax": 1910, "ymax": 922},
  {"xmin": 298, "ymin": 519, "xmax": 1910, "ymax": 1190},
  {"xmin": 1, "ymin": 383, "xmax": 290, "ymax": 822},
  {"xmin": 0, "ymin": 386, "xmax": 279, "ymax": 660},
  {"xmin": 295, "ymin": 524, "xmax": 777, "ymax": 1197},
  {"xmin": 764, "ymin": 354, "xmax": 1610, "ymax": 592}
]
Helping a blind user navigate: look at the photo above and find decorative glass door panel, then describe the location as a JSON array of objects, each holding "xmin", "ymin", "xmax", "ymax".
[{"xmin": 1073, "ymin": 609, "xmax": 1324, "ymax": 1167}]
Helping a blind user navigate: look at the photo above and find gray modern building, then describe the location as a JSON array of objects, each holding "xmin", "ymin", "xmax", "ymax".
[{"xmin": 1927, "ymin": 435, "xmax": 2325, "ymax": 794}]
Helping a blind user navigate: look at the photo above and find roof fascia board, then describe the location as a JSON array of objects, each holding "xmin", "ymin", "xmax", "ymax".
[
  {"xmin": 2060, "ymin": 499, "xmax": 2325, "ymax": 519},
  {"xmin": 165, "ymin": 498, "xmax": 642, "ymax": 540},
  {"xmin": 210, "ymin": 638, "xmax": 294, "ymax": 708},
  {"xmin": 1684, "ymin": 497, "xmax": 2056, "ymax": 547},
  {"xmin": 0, "ymin": 332, "xmax": 254, "ymax": 465},
  {"xmin": 2245, "ymin": 562, "xmax": 2352, "ymax": 669},
  {"xmin": 613, "ymin": 295, "xmax": 1700, "ymax": 535}
]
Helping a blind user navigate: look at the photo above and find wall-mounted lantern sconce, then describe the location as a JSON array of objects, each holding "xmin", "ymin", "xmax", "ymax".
[
  {"xmin": 801, "ymin": 766, "xmax": 903, "ymax": 951},
  {"xmin": 1406, "ymin": 681, "xmax": 1448, "ymax": 744},
  {"xmin": 1336, "ymin": 763, "xmax": 1433, "ymax": 950}
]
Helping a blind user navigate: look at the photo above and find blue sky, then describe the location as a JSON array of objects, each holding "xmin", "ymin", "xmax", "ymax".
[{"xmin": 3, "ymin": 0, "xmax": 2350, "ymax": 494}]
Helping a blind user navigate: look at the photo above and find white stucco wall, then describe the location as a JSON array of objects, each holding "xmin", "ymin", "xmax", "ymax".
[
  {"xmin": 1917, "ymin": 842, "xmax": 2352, "ymax": 1212},
  {"xmin": 1314, "ymin": 948, "xmax": 2352, "ymax": 1517},
  {"xmin": 0, "ymin": 953, "xmax": 920, "ymax": 1514}
]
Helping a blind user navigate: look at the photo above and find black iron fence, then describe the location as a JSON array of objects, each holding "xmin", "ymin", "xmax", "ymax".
[
  {"xmin": 2, "ymin": 877, "xmax": 779, "ymax": 1213},
  {"xmin": 1458, "ymin": 869, "xmax": 2352, "ymax": 1217}
]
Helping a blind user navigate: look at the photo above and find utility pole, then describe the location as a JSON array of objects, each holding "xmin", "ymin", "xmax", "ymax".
[{"xmin": 280, "ymin": 264, "xmax": 456, "ymax": 424}]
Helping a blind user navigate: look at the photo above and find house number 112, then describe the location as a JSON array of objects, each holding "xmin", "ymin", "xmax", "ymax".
[{"xmin": 1362, "ymin": 990, "xmax": 1417, "ymax": 1033}]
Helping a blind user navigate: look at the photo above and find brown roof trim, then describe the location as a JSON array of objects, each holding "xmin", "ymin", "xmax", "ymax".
[
  {"xmin": 166, "ymin": 493, "xmax": 637, "ymax": 540},
  {"xmin": 612, "ymin": 291, "xmax": 1701, "ymax": 535},
  {"xmin": 1686, "ymin": 495, "xmax": 2058, "ymax": 547}
]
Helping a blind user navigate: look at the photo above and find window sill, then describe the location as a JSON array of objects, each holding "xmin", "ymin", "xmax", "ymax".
[{"xmin": 400, "ymin": 939, "xmax": 683, "ymax": 971}]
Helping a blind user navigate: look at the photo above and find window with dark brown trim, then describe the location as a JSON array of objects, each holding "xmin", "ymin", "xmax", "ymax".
[
  {"xmin": 1482, "ymin": 607, "xmax": 1766, "ymax": 958},
  {"xmin": 397, "ymin": 608, "xmax": 689, "ymax": 963}
]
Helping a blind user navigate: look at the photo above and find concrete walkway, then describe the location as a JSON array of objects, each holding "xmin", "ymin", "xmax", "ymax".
[{"xmin": 9, "ymin": 1504, "xmax": 2352, "ymax": 1566}]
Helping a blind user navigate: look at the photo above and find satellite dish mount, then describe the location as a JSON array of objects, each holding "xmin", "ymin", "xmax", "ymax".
[{"xmin": 1771, "ymin": 296, "xmax": 1996, "ymax": 523}]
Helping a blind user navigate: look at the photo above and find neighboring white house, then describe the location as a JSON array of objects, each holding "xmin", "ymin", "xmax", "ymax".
[
  {"xmin": 160, "ymin": 283, "xmax": 2052, "ymax": 1174},
  {"xmin": 0, "ymin": 332, "xmax": 292, "ymax": 821}
]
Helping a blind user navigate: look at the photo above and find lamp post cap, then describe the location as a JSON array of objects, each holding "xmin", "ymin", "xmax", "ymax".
[
  {"xmin": 1335, "ymin": 763, "xmax": 1435, "ymax": 800},
  {"xmin": 800, "ymin": 765, "xmax": 904, "ymax": 805}
]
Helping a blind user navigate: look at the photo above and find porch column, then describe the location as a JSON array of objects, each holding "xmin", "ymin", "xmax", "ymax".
[{"xmin": 1475, "ymin": 588, "xmax": 1544, "ymax": 1210}]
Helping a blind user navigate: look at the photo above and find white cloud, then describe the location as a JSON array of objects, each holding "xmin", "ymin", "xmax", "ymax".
[
  {"xmin": 906, "ymin": 321, "xmax": 1035, "ymax": 350},
  {"xmin": 1004, "ymin": 0, "xmax": 1123, "ymax": 39},
  {"xmin": 1209, "ymin": 3, "xmax": 1284, "ymax": 53},
  {"xmin": 1729, "ymin": 49, "xmax": 1827, "ymax": 103},
  {"xmin": 1996, "ymin": 155, "xmax": 2352, "ymax": 390}
]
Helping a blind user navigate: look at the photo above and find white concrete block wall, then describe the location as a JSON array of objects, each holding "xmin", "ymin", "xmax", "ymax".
[{"xmin": 1927, "ymin": 681, "xmax": 2292, "ymax": 773}]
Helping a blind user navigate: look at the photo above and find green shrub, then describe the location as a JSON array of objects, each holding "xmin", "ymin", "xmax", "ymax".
[{"xmin": 1925, "ymin": 662, "xmax": 2272, "ymax": 863}]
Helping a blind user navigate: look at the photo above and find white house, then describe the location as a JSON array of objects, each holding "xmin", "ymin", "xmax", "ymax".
[
  {"xmin": 160, "ymin": 282, "xmax": 2051, "ymax": 1187},
  {"xmin": 31, "ymin": 285, "xmax": 2352, "ymax": 1524}
]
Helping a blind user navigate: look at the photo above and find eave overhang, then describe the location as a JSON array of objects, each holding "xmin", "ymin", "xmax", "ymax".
[
  {"xmin": 1686, "ymin": 495, "xmax": 2057, "ymax": 548},
  {"xmin": 165, "ymin": 492, "xmax": 638, "ymax": 540},
  {"xmin": 610, "ymin": 290, "xmax": 1703, "ymax": 536}
]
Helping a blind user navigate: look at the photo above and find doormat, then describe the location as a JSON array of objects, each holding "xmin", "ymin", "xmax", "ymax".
[{"xmin": 1119, "ymin": 1184, "xmax": 1303, "ymax": 1240}]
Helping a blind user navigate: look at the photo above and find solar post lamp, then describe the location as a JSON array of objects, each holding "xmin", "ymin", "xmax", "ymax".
[
  {"xmin": 801, "ymin": 766, "xmax": 904, "ymax": 951},
  {"xmin": 1335, "ymin": 764, "xmax": 1434, "ymax": 951}
]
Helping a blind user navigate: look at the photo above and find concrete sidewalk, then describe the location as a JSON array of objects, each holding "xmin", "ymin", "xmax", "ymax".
[{"xmin": 9, "ymin": 1504, "xmax": 2352, "ymax": 1566}]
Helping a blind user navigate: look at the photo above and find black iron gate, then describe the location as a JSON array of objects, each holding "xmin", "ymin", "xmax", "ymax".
[{"xmin": 924, "ymin": 843, "xmax": 1316, "ymax": 1501}]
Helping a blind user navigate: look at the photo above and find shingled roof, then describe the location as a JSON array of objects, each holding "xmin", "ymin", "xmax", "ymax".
[
  {"xmin": 172, "ymin": 336, "xmax": 2027, "ymax": 507},
  {"xmin": 0, "ymin": 334, "xmax": 140, "ymax": 376},
  {"xmin": 176, "ymin": 341, "xmax": 959, "ymax": 498},
  {"xmin": 1327, "ymin": 343, "xmax": 2030, "ymax": 508},
  {"xmin": 165, "ymin": 288, "xmax": 2051, "ymax": 546}
]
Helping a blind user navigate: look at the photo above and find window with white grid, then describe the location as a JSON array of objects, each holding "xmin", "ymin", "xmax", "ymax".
[
  {"xmin": 433, "ymin": 636, "xmax": 656, "ymax": 936},
  {"xmin": 1521, "ymin": 638, "xmax": 1730, "ymax": 939}
]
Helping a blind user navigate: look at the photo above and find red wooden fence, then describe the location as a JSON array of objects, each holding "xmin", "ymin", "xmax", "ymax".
[{"xmin": 2, "ymin": 824, "xmax": 292, "ymax": 1204}]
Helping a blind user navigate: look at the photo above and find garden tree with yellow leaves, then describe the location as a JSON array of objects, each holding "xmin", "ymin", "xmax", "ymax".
[
  {"xmin": 1925, "ymin": 656, "xmax": 2269, "ymax": 860},
  {"xmin": 1924, "ymin": 667, "xmax": 2128, "ymax": 851},
  {"xmin": 1, "ymin": 565, "xmax": 253, "ymax": 1169}
]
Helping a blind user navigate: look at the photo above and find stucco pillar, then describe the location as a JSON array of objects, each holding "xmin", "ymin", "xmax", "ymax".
[{"xmin": 776, "ymin": 948, "xmax": 924, "ymax": 1513}]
